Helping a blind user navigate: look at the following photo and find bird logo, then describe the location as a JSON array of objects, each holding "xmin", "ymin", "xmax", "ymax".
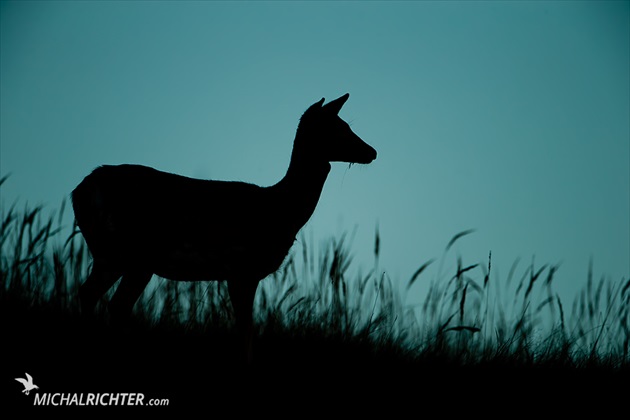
[{"xmin": 15, "ymin": 373, "xmax": 39, "ymax": 395}]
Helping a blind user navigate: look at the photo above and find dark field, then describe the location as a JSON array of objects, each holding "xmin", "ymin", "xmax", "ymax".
[{"xmin": 1, "ymin": 197, "xmax": 628, "ymax": 412}]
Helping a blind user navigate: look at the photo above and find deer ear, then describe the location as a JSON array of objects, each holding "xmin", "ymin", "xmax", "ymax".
[
  {"xmin": 324, "ymin": 93, "xmax": 349, "ymax": 115},
  {"xmin": 305, "ymin": 98, "xmax": 325, "ymax": 114}
]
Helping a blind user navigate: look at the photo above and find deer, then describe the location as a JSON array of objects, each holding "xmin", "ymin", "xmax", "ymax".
[{"xmin": 72, "ymin": 93, "xmax": 377, "ymax": 362}]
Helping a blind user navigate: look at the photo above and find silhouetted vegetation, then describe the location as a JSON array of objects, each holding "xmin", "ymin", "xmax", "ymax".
[{"xmin": 1, "ymin": 192, "xmax": 628, "ymax": 407}]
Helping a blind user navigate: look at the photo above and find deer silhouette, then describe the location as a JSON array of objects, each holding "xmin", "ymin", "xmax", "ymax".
[{"xmin": 72, "ymin": 93, "xmax": 377, "ymax": 361}]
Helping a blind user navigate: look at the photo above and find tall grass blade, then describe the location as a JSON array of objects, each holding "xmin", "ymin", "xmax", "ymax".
[
  {"xmin": 445, "ymin": 229, "xmax": 475, "ymax": 252},
  {"xmin": 406, "ymin": 258, "xmax": 435, "ymax": 291},
  {"xmin": 0, "ymin": 173, "xmax": 10, "ymax": 188}
]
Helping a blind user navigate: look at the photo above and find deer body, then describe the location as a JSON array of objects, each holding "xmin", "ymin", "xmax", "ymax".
[
  {"xmin": 73, "ymin": 94, "xmax": 376, "ymax": 361},
  {"xmin": 74, "ymin": 164, "xmax": 323, "ymax": 283}
]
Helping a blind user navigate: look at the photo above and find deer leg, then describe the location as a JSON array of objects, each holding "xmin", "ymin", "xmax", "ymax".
[
  {"xmin": 79, "ymin": 260, "xmax": 121, "ymax": 316},
  {"xmin": 108, "ymin": 271, "xmax": 152, "ymax": 325},
  {"xmin": 228, "ymin": 279, "xmax": 259, "ymax": 364}
]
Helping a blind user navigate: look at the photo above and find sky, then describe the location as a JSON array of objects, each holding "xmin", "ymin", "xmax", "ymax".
[{"xmin": 1, "ymin": 1, "xmax": 628, "ymax": 314}]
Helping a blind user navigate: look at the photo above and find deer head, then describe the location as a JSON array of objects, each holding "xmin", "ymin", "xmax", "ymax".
[{"xmin": 297, "ymin": 94, "xmax": 377, "ymax": 165}]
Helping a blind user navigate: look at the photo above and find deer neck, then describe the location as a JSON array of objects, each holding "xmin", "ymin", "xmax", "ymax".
[{"xmin": 271, "ymin": 142, "xmax": 331, "ymax": 235}]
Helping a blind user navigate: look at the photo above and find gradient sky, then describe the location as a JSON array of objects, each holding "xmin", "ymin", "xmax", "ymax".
[{"xmin": 1, "ymin": 1, "xmax": 628, "ymax": 311}]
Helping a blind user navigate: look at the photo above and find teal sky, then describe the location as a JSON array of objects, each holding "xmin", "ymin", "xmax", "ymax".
[{"xmin": 1, "ymin": 1, "xmax": 628, "ymax": 309}]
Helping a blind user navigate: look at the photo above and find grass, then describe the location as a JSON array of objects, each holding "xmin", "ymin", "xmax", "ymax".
[{"xmin": 1, "ymin": 187, "xmax": 629, "ymax": 409}]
